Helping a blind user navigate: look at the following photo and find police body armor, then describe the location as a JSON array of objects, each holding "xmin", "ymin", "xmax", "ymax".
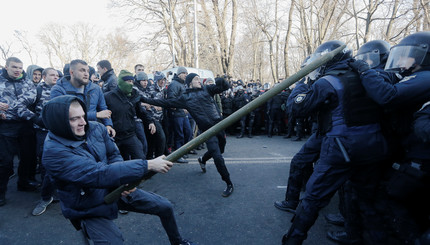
[{"xmin": 317, "ymin": 70, "xmax": 381, "ymax": 136}]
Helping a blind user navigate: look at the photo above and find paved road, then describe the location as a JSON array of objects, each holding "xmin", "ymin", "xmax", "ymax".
[{"xmin": 0, "ymin": 135, "xmax": 341, "ymax": 245}]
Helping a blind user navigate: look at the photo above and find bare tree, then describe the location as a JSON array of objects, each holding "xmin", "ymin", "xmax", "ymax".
[
  {"xmin": 422, "ymin": 0, "xmax": 430, "ymax": 30},
  {"xmin": 385, "ymin": 0, "xmax": 401, "ymax": 41},
  {"xmin": 211, "ymin": 0, "xmax": 238, "ymax": 76},
  {"xmin": 99, "ymin": 29, "xmax": 140, "ymax": 71},
  {"xmin": 245, "ymin": 0, "xmax": 280, "ymax": 84},
  {"xmin": 14, "ymin": 30, "xmax": 38, "ymax": 65},
  {"xmin": 199, "ymin": 0, "xmax": 224, "ymax": 73},
  {"xmin": 70, "ymin": 23, "xmax": 102, "ymax": 65},
  {"xmin": 0, "ymin": 42, "xmax": 14, "ymax": 63},
  {"xmin": 38, "ymin": 23, "xmax": 72, "ymax": 69},
  {"xmin": 111, "ymin": 0, "xmax": 192, "ymax": 67},
  {"xmin": 283, "ymin": 0, "xmax": 295, "ymax": 78}
]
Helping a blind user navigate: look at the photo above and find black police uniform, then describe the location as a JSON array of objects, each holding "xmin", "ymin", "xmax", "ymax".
[{"xmin": 282, "ymin": 58, "xmax": 388, "ymax": 244}]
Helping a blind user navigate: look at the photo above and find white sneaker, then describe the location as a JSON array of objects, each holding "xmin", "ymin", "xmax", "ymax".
[{"xmin": 32, "ymin": 197, "xmax": 54, "ymax": 216}]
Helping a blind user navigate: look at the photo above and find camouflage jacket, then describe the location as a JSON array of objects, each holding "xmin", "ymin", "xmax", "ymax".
[
  {"xmin": 0, "ymin": 68, "xmax": 35, "ymax": 121},
  {"xmin": 16, "ymin": 81, "xmax": 53, "ymax": 129},
  {"xmin": 149, "ymin": 84, "xmax": 165, "ymax": 121},
  {"xmin": 135, "ymin": 84, "xmax": 160, "ymax": 121}
]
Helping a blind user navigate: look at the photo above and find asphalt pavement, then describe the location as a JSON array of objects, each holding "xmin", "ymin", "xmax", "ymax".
[{"xmin": 0, "ymin": 134, "xmax": 341, "ymax": 245}]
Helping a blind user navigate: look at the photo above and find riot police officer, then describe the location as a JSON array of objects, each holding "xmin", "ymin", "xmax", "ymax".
[
  {"xmin": 233, "ymin": 84, "xmax": 250, "ymax": 138},
  {"xmin": 349, "ymin": 31, "xmax": 430, "ymax": 244},
  {"xmin": 282, "ymin": 40, "xmax": 388, "ymax": 245},
  {"xmin": 327, "ymin": 39, "xmax": 400, "ymax": 244}
]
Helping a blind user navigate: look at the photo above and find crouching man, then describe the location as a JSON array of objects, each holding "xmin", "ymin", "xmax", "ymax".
[{"xmin": 41, "ymin": 95, "xmax": 195, "ymax": 245}]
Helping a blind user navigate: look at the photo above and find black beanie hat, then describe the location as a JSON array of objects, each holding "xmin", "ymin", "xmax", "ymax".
[{"xmin": 185, "ymin": 73, "xmax": 199, "ymax": 87}]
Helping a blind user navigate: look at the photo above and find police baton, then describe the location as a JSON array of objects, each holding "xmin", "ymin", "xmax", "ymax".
[{"xmin": 103, "ymin": 44, "xmax": 347, "ymax": 204}]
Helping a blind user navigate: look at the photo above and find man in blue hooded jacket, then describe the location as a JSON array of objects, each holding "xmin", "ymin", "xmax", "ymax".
[{"xmin": 41, "ymin": 95, "xmax": 195, "ymax": 245}]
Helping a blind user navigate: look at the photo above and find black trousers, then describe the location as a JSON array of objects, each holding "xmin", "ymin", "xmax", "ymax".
[
  {"xmin": 284, "ymin": 132, "xmax": 321, "ymax": 204},
  {"xmin": 201, "ymin": 131, "xmax": 231, "ymax": 184},
  {"xmin": 0, "ymin": 121, "xmax": 37, "ymax": 195},
  {"xmin": 116, "ymin": 135, "xmax": 145, "ymax": 160},
  {"xmin": 146, "ymin": 120, "xmax": 166, "ymax": 159}
]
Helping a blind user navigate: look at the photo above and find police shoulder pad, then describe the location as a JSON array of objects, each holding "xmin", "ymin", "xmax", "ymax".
[{"xmin": 294, "ymin": 94, "xmax": 307, "ymax": 104}]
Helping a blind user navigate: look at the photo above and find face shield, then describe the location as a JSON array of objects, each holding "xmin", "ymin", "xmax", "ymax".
[
  {"xmin": 355, "ymin": 50, "xmax": 381, "ymax": 68},
  {"xmin": 385, "ymin": 44, "xmax": 428, "ymax": 73},
  {"xmin": 306, "ymin": 52, "xmax": 324, "ymax": 80}
]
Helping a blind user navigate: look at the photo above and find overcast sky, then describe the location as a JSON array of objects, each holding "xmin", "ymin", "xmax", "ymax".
[
  {"xmin": 1, "ymin": 0, "xmax": 119, "ymax": 36},
  {"xmin": 0, "ymin": 0, "xmax": 124, "ymax": 66}
]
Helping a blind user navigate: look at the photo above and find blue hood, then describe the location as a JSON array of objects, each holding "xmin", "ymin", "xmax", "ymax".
[{"xmin": 42, "ymin": 95, "xmax": 88, "ymax": 141}]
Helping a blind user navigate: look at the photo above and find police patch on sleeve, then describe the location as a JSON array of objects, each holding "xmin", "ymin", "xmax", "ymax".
[{"xmin": 294, "ymin": 94, "xmax": 307, "ymax": 104}]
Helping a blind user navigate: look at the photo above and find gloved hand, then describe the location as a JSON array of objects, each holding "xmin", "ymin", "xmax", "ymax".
[
  {"xmin": 348, "ymin": 59, "xmax": 370, "ymax": 74},
  {"xmin": 281, "ymin": 103, "xmax": 286, "ymax": 111},
  {"xmin": 31, "ymin": 114, "xmax": 45, "ymax": 128}
]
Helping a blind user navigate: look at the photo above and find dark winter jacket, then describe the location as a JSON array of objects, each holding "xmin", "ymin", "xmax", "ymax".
[
  {"xmin": 221, "ymin": 95, "xmax": 234, "ymax": 115},
  {"xmin": 41, "ymin": 95, "xmax": 147, "ymax": 220},
  {"xmin": 233, "ymin": 90, "xmax": 249, "ymax": 111},
  {"xmin": 143, "ymin": 78, "xmax": 229, "ymax": 131},
  {"xmin": 101, "ymin": 69, "xmax": 118, "ymax": 93},
  {"xmin": 166, "ymin": 74, "xmax": 187, "ymax": 117},
  {"xmin": 268, "ymin": 92, "xmax": 288, "ymax": 111},
  {"xmin": 104, "ymin": 88, "xmax": 154, "ymax": 141}
]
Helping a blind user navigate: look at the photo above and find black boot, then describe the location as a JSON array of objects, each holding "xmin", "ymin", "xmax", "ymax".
[
  {"xmin": 327, "ymin": 231, "xmax": 362, "ymax": 245},
  {"xmin": 282, "ymin": 233, "xmax": 304, "ymax": 245},
  {"xmin": 268, "ymin": 124, "xmax": 273, "ymax": 138},
  {"xmin": 282, "ymin": 205, "xmax": 318, "ymax": 245},
  {"xmin": 222, "ymin": 184, "xmax": 234, "ymax": 197},
  {"xmin": 237, "ymin": 120, "xmax": 245, "ymax": 138},
  {"xmin": 325, "ymin": 213, "xmax": 345, "ymax": 226}
]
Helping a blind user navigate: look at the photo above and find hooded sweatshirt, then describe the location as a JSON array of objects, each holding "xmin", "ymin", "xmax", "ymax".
[
  {"xmin": 26, "ymin": 65, "xmax": 43, "ymax": 84},
  {"xmin": 41, "ymin": 95, "xmax": 147, "ymax": 220}
]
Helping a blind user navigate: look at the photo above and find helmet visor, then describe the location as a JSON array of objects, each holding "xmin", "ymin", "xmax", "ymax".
[
  {"xmin": 306, "ymin": 53, "xmax": 324, "ymax": 80},
  {"xmin": 385, "ymin": 45, "xmax": 428, "ymax": 72},
  {"xmin": 355, "ymin": 50, "xmax": 380, "ymax": 68}
]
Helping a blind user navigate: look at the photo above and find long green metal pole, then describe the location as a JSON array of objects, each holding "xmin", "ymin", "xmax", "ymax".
[{"xmin": 104, "ymin": 44, "xmax": 346, "ymax": 204}]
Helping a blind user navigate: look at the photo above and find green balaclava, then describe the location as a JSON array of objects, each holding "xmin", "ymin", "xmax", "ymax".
[{"xmin": 118, "ymin": 70, "xmax": 134, "ymax": 96}]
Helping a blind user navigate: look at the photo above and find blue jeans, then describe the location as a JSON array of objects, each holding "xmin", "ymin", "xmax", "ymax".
[
  {"xmin": 81, "ymin": 189, "xmax": 183, "ymax": 245},
  {"xmin": 135, "ymin": 120, "xmax": 148, "ymax": 158},
  {"xmin": 172, "ymin": 116, "xmax": 192, "ymax": 150}
]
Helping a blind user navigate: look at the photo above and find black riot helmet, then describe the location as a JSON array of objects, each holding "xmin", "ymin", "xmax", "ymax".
[
  {"xmin": 385, "ymin": 31, "xmax": 430, "ymax": 75},
  {"xmin": 356, "ymin": 40, "xmax": 391, "ymax": 68},
  {"xmin": 308, "ymin": 40, "xmax": 352, "ymax": 80}
]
